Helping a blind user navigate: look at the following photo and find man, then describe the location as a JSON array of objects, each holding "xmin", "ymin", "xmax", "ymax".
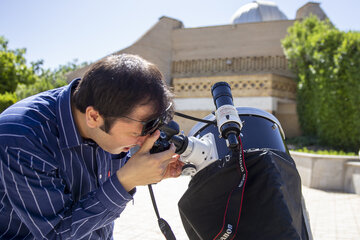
[{"xmin": 0, "ymin": 54, "xmax": 183, "ymax": 239}]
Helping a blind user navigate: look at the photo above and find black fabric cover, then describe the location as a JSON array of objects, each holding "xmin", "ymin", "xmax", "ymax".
[{"xmin": 178, "ymin": 149, "xmax": 309, "ymax": 240}]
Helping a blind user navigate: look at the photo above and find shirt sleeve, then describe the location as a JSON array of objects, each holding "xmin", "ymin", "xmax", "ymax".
[{"xmin": 0, "ymin": 143, "xmax": 134, "ymax": 239}]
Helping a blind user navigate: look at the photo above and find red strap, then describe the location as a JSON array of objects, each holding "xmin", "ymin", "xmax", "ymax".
[{"xmin": 213, "ymin": 137, "xmax": 248, "ymax": 240}]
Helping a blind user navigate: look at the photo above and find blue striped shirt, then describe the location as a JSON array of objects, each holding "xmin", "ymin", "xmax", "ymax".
[{"xmin": 0, "ymin": 79, "xmax": 134, "ymax": 239}]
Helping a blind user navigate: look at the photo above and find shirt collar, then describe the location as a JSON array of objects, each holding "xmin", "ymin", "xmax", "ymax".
[{"xmin": 56, "ymin": 78, "xmax": 84, "ymax": 149}]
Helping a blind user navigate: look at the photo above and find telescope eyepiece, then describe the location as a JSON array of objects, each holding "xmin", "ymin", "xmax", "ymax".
[{"xmin": 211, "ymin": 82, "xmax": 242, "ymax": 149}]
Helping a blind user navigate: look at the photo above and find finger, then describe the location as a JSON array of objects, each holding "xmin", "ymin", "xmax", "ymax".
[
  {"xmin": 163, "ymin": 160, "xmax": 183, "ymax": 178},
  {"xmin": 153, "ymin": 143, "xmax": 178, "ymax": 161},
  {"xmin": 167, "ymin": 154, "xmax": 180, "ymax": 165},
  {"xmin": 160, "ymin": 156, "xmax": 181, "ymax": 175},
  {"xmin": 137, "ymin": 130, "xmax": 160, "ymax": 153},
  {"xmin": 172, "ymin": 154, "xmax": 180, "ymax": 162},
  {"xmin": 171, "ymin": 167, "xmax": 182, "ymax": 177},
  {"xmin": 160, "ymin": 158, "xmax": 177, "ymax": 172},
  {"xmin": 172, "ymin": 161, "xmax": 184, "ymax": 177}
]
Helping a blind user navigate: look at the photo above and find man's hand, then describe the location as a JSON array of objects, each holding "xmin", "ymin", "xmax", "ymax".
[
  {"xmin": 116, "ymin": 130, "xmax": 183, "ymax": 192},
  {"xmin": 162, "ymin": 158, "xmax": 183, "ymax": 179}
]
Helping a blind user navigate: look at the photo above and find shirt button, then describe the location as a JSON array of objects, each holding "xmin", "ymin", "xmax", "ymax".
[{"xmin": 99, "ymin": 174, "xmax": 102, "ymax": 179}]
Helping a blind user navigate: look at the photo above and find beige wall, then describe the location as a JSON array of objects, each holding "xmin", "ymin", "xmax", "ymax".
[
  {"xmin": 296, "ymin": 2, "xmax": 328, "ymax": 21},
  {"xmin": 172, "ymin": 73, "xmax": 300, "ymax": 138},
  {"xmin": 66, "ymin": 17, "xmax": 301, "ymax": 138},
  {"xmin": 68, "ymin": 19, "xmax": 295, "ymax": 82},
  {"xmin": 67, "ymin": 16, "xmax": 183, "ymax": 84},
  {"xmin": 174, "ymin": 103, "xmax": 301, "ymax": 139},
  {"xmin": 173, "ymin": 73, "xmax": 296, "ymax": 99},
  {"xmin": 172, "ymin": 20, "xmax": 295, "ymax": 60},
  {"xmin": 114, "ymin": 16, "xmax": 183, "ymax": 85},
  {"xmin": 173, "ymin": 110, "xmax": 213, "ymax": 135},
  {"xmin": 275, "ymin": 102, "xmax": 301, "ymax": 138}
]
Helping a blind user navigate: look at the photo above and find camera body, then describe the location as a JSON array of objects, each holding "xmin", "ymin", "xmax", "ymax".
[
  {"xmin": 150, "ymin": 121, "xmax": 187, "ymax": 154},
  {"xmin": 149, "ymin": 132, "xmax": 173, "ymax": 154},
  {"xmin": 150, "ymin": 121, "xmax": 218, "ymax": 176}
]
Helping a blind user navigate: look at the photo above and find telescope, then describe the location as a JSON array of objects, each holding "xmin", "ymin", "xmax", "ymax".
[{"xmin": 150, "ymin": 82, "xmax": 312, "ymax": 240}]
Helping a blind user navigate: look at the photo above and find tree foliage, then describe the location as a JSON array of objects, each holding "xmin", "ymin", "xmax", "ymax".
[
  {"xmin": 282, "ymin": 16, "xmax": 360, "ymax": 151},
  {"xmin": 15, "ymin": 60, "xmax": 87, "ymax": 99},
  {"xmin": 0, "ymin": 35, "xmax": 88, "ymax": 112},
  {"xmin": 0, "ymin": 91, "xmax": 17, "ymax": 113},
  {"xmin": 0, "ymin": 36, "xmax": 39, "ymax": 94}
]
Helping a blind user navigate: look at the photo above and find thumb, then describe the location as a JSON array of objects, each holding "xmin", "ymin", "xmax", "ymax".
[{"xmin": 137, "ymin": 130, "xmax": 160, "ymax": 153}]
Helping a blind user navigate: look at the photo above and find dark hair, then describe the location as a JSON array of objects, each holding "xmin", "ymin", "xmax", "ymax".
[{"xmin": 72, "ymin": 54, "xmax": 173, "ymax": 132}]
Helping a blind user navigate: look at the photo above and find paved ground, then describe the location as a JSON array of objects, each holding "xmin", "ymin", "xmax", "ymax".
[
  {"xmin": 113, "ymin": 176, "xmax": 360, "ymax": 240},
  {"xmin": 302, "ymin": 185, "xmax": 360, "ymax": 240}
]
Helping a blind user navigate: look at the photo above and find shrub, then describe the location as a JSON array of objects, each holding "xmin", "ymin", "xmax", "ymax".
[
  {"xmin": 282, "ymin": 16, "xmax": 360, "ymax": 152},
  {"xmin": 0, "ymin": 36, "xmax": 38, "ymax": 94},
  {"xmin": 0, "ymin": 92, "xmax": 17, "ymax": 113},
  {"xmin": 294, "ymin": 147, "xmax": 357, "ymax": 156}
]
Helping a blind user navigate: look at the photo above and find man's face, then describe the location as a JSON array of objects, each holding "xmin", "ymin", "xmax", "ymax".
[{"xmin": 95, "ymin": 104, "xmax": 156, "ymax": 154}]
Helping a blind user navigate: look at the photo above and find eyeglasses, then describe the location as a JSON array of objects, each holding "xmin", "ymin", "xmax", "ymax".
[{"xmin": 121, "ymin": 103, "xmax": 172, "ymax": 136}]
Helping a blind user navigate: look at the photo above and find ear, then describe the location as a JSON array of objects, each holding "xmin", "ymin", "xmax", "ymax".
[{"xmin": 85, "ymin": 106, "xmax": 104, "ymax": 128}]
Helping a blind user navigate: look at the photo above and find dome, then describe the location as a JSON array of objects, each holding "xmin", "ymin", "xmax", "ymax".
[{"xmin": 231, "ymin": 1, "xmax": 288, "ymax": 24}]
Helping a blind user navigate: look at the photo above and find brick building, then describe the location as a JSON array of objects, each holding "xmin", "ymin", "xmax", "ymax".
[{"xmin": 68, "ymin": 1, "xmax": 328, "ymax": 137}]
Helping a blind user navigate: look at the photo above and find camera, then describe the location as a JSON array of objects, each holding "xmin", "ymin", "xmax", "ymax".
[{"xmin": 150, "ymin": 121, "xmax": 186, "ymax": 154}]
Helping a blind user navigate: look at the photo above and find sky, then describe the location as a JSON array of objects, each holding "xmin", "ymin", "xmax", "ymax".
[{"xmin": 1, "ymin": 0, "xmax": 359, "ymax": 70}]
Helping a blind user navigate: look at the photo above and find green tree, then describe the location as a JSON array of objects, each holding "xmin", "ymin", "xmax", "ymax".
[
  {"xmin": 0, "ymin": 36, "xmax": 38, "ymax": 94},
  {"xmin": 0, "ymin": 91, "xmax": 17, "ymax": 113},
  {"xmin": 15, "ymin": 59, "xmax": 88, "ymax": 100},
  {"xmin": 0, "ymin": 35, "xmax": 88, "ymax": 113},
  {"xmin": 282, "ymin": 16, "xmax": 360, "ymax": 151}
]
